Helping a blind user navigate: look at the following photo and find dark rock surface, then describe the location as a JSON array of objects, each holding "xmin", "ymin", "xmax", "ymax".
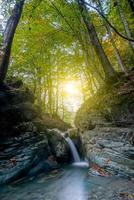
[
  {"xmin": 88, "ymin": 178, "xmax": 134, "ymax": 200},
  {"xmin": 0, "ymin": 84, "xmax": 70, "ymax": 184},
  {"xmin": 46, "ymin": 129, "xmax": 70, "ymax": 163},
  {"xmin": 75, "ymin": 72, "xmax": 134, "ymax": 178}
]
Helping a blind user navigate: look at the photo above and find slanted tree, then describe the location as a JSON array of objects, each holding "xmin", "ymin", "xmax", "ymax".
[
  {"xmin": 96, "ymin": 0, "xmax": 127, "ymax": 74},
  {"xmin": 0, "ymin": 0, "xmax": 25, "ymax": 83},
  {"xmin": 77, "ymin": 0, "xmax": 117, "ymax": 81}
]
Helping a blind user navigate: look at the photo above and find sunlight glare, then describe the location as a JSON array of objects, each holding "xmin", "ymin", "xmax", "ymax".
[
  {"xmin": 63, "ymin": 81, "xmax": 83, "ymax": 112},
  {"xmin": 64, "ymin": 81, "xmax": 79, "ymax": 95}
]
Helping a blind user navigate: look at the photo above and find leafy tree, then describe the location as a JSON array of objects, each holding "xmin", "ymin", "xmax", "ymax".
[{"xmin": 0, "ymin": 0, "xmax": 133, "ymax": 122}]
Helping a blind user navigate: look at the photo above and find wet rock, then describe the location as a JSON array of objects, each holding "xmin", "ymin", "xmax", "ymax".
[
  {"xmin": 88, "ymin": 179, "xmax": 134, "ymax": 200},
  {"xmin": 80, "ymin": 127, "xmax": 134, "ymax": 178},
  {"xmin": 0, "ymin": 132, "xmax": 52, "ymax": 184},
  {"xmin": 0, "ymin": 86, "xmax": 70, "ymax": 184},
  {"xmin": 28, "ymin": 157, "xmax": 58, "ymax": 176},
  {"xmin": 75, "ymin": 76, "xmax": 134, "ymax": 179},
  {"xmin": 46, "ymin": 129, "xmax": 70, "ymax": 163}
]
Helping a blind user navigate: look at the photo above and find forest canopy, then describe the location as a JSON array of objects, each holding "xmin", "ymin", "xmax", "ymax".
[{"xmin": 0, "ymin": 0, "xmax": 134, "ymax": 123}]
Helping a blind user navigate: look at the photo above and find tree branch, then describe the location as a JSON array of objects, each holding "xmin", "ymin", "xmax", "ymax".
[{"xmin": 81, "ymin": 0, "xmax": 134, "ymax": 42}]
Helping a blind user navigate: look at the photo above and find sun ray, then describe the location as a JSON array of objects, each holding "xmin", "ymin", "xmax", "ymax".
[
  {"xmin": 63, "ymin": 81, "xmax": 83, "ymax": 112},
  {"xmin": 64, "ymin": 81, "xmax": 80, "ymax": 96}
]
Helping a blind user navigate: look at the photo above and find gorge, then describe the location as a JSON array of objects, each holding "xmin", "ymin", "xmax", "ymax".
[
  {"xmin": 0, "ymin": 72, "xmax": 134, "ymax": 200},
  {"xmin": 0, "ymin": 0, "xmax": 134, "ymax": 199}
]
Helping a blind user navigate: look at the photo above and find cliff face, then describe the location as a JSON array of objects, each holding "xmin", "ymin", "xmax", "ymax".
[
  {"xmin": 75, "ymin": 71, "xmax": 134, "ymax": 178},
  {"xmin": 0, "ymin": 81, "xmax": 70, "ymax": 184}
]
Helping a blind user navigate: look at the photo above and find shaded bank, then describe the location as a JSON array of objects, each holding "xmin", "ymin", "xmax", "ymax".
[
  {"xmin": 75, "ymin": 70, "xmax": 134, "ymax": 178},
  {"xmin": 0, "ymin": 81, "xmax": 71, "ymax": 184}
]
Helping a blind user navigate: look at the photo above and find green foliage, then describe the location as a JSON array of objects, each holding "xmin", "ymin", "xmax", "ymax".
[{"xmin": 2, "ymin": 0, "xmax": 133, "ymax": 123}]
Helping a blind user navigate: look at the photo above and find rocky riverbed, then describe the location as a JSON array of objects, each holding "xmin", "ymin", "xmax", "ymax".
[
  {"xmin": 0, "ymin": 82, "xmax": 71, "ymax": 184},
  {"xmin": 0, "ymin": 73, "xmax": 134, "ymax": 200},
  {"xmin": 75, "ymin": 72, "xmax": 134, "ymax": 179},
  {"xmin": 0, "ymin": 165, "xmax": 134, "ymax": 200}
]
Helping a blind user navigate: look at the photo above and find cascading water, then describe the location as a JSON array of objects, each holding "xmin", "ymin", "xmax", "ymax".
[
  {"xmin": 65, "ymin": 137, "xmax": 81, "ymax": 162},
  {"xmin": 65, "ymin": 136, "xmax": 89, "ymax": 167}
]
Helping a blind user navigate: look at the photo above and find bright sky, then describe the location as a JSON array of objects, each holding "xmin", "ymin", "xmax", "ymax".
[
  {"xmin": 0, "ymin": 0, "xmax": 5, "ymax": 33},
  {"xmin": 0, "ymin": 0, "xmax": 3, "ymax": 17},
  {"xmin": 63, "ymin": 80, "xmax": 83, "ymax": 112}
]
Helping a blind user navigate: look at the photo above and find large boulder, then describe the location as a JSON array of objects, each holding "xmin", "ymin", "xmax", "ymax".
[{"xmin": 46, "ymin": 129, "xmax": 70, "ymax": 163}]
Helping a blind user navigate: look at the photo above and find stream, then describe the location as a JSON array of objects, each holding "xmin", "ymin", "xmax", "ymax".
[
  {"xmin": 0, "ymin": 164, "xmax": 128, "ymax": 200},
  {"xmin": 0, "ymin": 136, "xmax": 133, "ymax": 200}
]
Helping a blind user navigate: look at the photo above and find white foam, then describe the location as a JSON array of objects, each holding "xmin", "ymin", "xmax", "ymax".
[{"xmin": 72, "ymin": 162, "xmax": 89, "ymax": 168}]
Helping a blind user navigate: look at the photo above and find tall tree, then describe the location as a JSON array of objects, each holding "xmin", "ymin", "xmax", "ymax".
[
  {"xmin": 115, "ymin": 0, "xmax": 134, "ymax": 51},
  {"xmin": 97, "ymin": 0, "xmax": 127, "ymax": 73},
  {"xmin": 0, "ymin": 0, "xmax": 25, "ymax": 83},
  {"xmin": 77, "ymin": 0, "xmax": 117, "ymax": 81}
]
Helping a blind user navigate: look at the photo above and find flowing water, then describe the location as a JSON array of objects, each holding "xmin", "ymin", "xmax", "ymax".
[
  {"xmin": 0, "ymin": 137, "xmax": 131, "ymax": 200},
  {"xmin": 65, "ymin": 137, "xmax": 81, "ymax": 163},
  {"xmin": 65, "ymin": 136, "xmax": 89, "ymax": 167},
  {"xmin": 0, "ymin": 165, "xmax": 122, "ymax": 200}
]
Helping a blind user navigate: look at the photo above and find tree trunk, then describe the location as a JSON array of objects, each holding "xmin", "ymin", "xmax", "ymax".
[
  {"xmin": 80, "ymin": 28, "xmax": 104, "ymax": 82},
  {"xmin": 77, "ymin": 0, "xmax": 117, "ymax": 81},
  {"xmin": 97, "ymin": 0, "xmax": 127, "ymax": 73},
  {"xmin": 48, "ymin": 76, "xmax": 53, "ymax": 115},
  {"xmin": 116, "ymin": 0, "xmax": 134, "ymax": 51},
  {"xmin": 61, "ymin": 87, "xmax": 65, "ymax": 120},
  {"xmin": 55, "ymin": 70, "xmax": 59, "ymax": 114},
  {"xmin": 0, "ymin": 0, "xmax": 25, "ymax": 82}
]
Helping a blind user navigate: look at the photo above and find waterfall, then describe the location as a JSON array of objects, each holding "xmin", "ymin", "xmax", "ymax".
[{"xmin": 65, "ymin": 137, "xmax": 81, "ymax": 163}]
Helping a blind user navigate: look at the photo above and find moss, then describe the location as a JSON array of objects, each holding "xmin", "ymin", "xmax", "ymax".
[
  {"xmin": 75, "ymin": 70, "xmax": 134, "ymax": 128},
  {"xmin": 42, "ymin": 114, "xmax": 71, "ymax": 131}
]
